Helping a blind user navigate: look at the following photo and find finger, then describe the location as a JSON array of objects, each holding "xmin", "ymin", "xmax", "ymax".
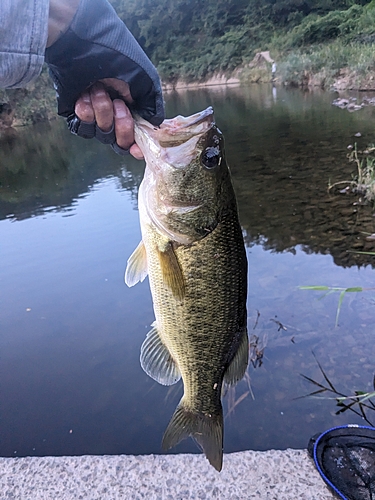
[
  {"xmin": 90, "ymin": 83, "xmax": 113, "ymax": 132},
  {"xmin": 129, "ymin": 143, "xmax": 144, "ymax": 160},
  {"xmin": 75, "ymin": 92, "xmax": 94, "ymax": 122},
  {"xmin": 99, "ymin": 78, "xmax": 133, "ymax": 104},
  {"xmin": 113, "ymin": 99, "xmax": 135, "ymax": 151}
]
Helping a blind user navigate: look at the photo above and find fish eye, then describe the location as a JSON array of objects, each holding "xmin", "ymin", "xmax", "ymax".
[{"xmin": 201, "ymin": 146, "xmax": 221, "ymax": 169}]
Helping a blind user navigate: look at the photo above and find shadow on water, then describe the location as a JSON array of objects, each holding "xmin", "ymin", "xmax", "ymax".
[{"xmin": 1, "ymin": 84, "xmax": 375, "ymax": 457}]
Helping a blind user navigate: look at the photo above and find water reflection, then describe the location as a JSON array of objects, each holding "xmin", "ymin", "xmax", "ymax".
[
  {"xmin": 3, "ymin": 86, "xmax": 375, "ymax": 268},
  {"xmin": 1, "ymin": 85, "xmax": 375, "ymax": 458},
  {"xmin": 0, "ymin": 121, "xmax": 144, "ymax": 220}
]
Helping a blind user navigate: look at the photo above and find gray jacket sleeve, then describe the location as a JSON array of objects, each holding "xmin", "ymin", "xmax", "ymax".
[{"xmin": 0, "ymin": 0, "xmax": 49, "ymax": 88}]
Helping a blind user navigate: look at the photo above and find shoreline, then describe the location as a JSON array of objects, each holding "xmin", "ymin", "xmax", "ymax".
[
  {"xmin": 0, "ymin": 449, "xmax": 335, "ymax": 499},
  {"xmin": 4, "ymin": 67, "xmax": 375, "ymax": 129},
  {"xmin": 162, "ymin": 72, "xmax": 242, "ymax": 91},
  {"xmin": 162, "ymin": 69, "xmax": 375, "ymax": 93}
]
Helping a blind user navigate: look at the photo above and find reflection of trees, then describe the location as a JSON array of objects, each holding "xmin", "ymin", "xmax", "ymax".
[
  {"xmin": 3, "ymin": 86, "xmax": 375, "ymax": 269},
  {"xmin": 167, "ymin": 85, "xmax": 375, "ymax": 269},
  {"xmin": 239, "ymin": 189, "xmax": 375, "ymax": 269},
  {"xmin": 0, "ymin": 121, "xmax": 144, "ymax": 220},
  {"xmin": 225, "ymin": 87, "xmax": 375, "ymax": 269},
  {"xmin": 116, "ymin": 165, "xmax": 143, "ymax": 207}
]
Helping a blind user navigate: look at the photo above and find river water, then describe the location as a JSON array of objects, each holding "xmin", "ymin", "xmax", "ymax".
[{"xmin": 1, "ymin": 84, "xmax": 375, "ymax": 458}]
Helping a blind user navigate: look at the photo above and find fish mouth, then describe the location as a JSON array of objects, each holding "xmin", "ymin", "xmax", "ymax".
[
  {"xmin": 157, "ymin": 107, "xmax": 215, "ymax": 147},
  {"xmin": 134, "ymin": 107, "xmax": 215, "ymax": 164}
]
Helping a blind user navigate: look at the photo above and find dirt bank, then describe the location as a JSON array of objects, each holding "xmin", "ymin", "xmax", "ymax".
[{"xmin": 162, "ymin": 71, "xmax": 242, "ymax": 91}]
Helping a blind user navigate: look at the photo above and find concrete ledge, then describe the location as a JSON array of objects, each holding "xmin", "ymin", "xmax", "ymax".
[{"xmin": 0, "ymin": 449, "xmax": 335, "ymax": 499}]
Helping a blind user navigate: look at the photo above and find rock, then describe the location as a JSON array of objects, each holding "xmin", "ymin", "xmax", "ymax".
[
  {"xmin": 347, "ymin": 102, "xmax": 363, "ymax": 112},
  {"xmin": 332, "ymin": 98, "xmax": 349, "ymax": 108}
]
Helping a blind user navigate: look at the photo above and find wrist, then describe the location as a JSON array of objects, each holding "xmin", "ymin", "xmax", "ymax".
[{"xmin": 47, "ymin": 0, "xmax": 80, "ymax": 47}]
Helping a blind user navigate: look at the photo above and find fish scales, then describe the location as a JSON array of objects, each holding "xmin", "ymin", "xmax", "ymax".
[
  {"xmin": 125, "ymin": 107, "xmax": 248, "ymax": 471},
  {"xmin": 145, "ymin": 205, "xmax": 247, "ymax": 407}
]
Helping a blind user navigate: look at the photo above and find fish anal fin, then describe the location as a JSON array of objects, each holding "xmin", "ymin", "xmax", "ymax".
[
  {"xmin": 157, "ymin": 242, "xmax": 185, "ymax": 300},
  {"xmin": 224, "ymin": 328, "xmax": 249, "ymax": 386},
  {"xmin": 140, "ymin": 323, "xmax": 181, "ymax": 386},
  {"xmin": 162, "ymin": 400, "xmax": 223, "ymax": 472},
  {"xmin": 125, "ymin": 240, "xmax": 148, "ymax": 287}
]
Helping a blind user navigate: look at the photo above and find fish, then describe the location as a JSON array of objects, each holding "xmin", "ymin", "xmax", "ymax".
[{"xmin": 125, "ymin": 107, "xmax": 248, "ymax": 471}]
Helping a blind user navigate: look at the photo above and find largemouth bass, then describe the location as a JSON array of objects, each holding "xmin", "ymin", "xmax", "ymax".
[{"xmin": 125, "ymin": 107, "xmax": 248, "ymax": 471}]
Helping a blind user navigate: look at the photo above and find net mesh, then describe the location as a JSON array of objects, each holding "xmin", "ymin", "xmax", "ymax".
[{"xmin": 309, "ymin": 426, "xmax": 375, "ymax": 500}]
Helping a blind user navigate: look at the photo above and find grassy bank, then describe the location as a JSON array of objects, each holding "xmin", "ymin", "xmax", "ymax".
[
  {"xmin": 267, "ymin": 42, "xmax": 375, "ymax": 89},
  {"xmin": 243, "ymin": 1, "xmax": 375, "ymax": 88}
]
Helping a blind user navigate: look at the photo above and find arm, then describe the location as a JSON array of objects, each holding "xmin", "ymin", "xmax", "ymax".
[
  {"xmin": 0, "ymin": 0, "xmax": 49, "ymax": 88},
  {"xmin": 47, "ymin": 0, "xmax": 80, "ymax": 47},
  {"xmin": 45, "ymin": 0, "xmax": 164, "ymax": 127},
  {"xmin": 1, "ymin": 0, "xmax": 164, "ymax": 157}
]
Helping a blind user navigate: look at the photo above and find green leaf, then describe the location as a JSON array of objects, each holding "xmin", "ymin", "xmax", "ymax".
[
  {"xmin": 299, "ymin": 286, "xmax": 330, "ymax": 290},
  {"xmin": 335, "ymin": 290, "xmax": 346, "ymax": 327},
  {"xmin": 356, "ymin": 391, "xmax": 375, "ymax": 404}
]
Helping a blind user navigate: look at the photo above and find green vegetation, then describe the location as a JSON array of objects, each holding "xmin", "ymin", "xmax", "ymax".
[
  {"xmin": 328, "ymin": 143, "xmax": 375, "ymax": 203},
  {"xmin": 277, "ymin": 41, "xmax": 375, "ymax": 87},
  {"xmin": 300, "ymin": 352, "xmax": 375, "ymax": 426},
  {"xmin": 109, "ymin": 0, "xmax": 375, "ymax": 84},
  {"xmin": 3, "ymin": 0, "xmax": 375, "ymax": 124},
  {"xmin": 299, "ymin": 285, "xmax": 372, "ymax": 327},
  {"xmin": 111, "ymin": 0, "xmax": 253, "ymax": 81},
  {"xmin": 0, "ymin": 67, "xmax": 56, "ymax": 126}
]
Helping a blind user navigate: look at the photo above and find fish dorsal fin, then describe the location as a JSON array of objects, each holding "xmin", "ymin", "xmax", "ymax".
[
  {"xmin": 124, "ymin": 240, "xmax": 148, "ymax": 287},
  {"xmin": 157, "ymin": 242, "xmax": 185, "ymax": 300},
  {"xmin": 140, "ymin": 322, "xmax": 181, "ymax": 386},
  {"xmin": 224, "ymin": 329, "xmax": 249, "ymax": 386}
]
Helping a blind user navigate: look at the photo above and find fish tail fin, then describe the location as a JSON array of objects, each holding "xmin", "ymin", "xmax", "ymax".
[{"xmin": 162, "ymin": 400, "xmax": 223, "ymax": 472}]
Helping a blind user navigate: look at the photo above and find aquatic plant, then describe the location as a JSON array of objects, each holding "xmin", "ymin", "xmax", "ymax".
[
  {"xmin": 328, "ymin": 143, "xmax": 375, "ymax": 204},
  {"xmin": 298, "ymin": 352, "xmax": 375, "ymax": 427},
  {"xmin": 348, "ymin": 144, "xmax": 375, "ymax": 202},
  {"xmin": 299, "ymin": 285, "xmax": 371, "ymax": 327}
]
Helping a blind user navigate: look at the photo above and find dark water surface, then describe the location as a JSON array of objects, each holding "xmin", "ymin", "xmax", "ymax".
[{"xmin": 1, "ymin": 85, "xmax": 375, "ymax": 458}]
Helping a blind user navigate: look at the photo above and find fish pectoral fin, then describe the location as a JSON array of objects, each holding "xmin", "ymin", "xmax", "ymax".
[
  {"xmin": 224, "ymin": 328, "xmax": 249, "ymax": 386},
  {"xmin": 140, "ymin": 322, "xmax": 181, "ymax": 386},
  {"xmin": 158, "ymin": 243, "xmax": 185, "ymax": 300},
  {"xmin": 162, "ymin": 400, "xmax": 223, "ymax": 472},
  {"xmin": 124, "ymin": 240, "xmax": 148, "ymax": 287}
]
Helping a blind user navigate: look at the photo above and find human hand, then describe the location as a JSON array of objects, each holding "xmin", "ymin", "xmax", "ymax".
[
  {"xmin": 45, "ymin": 0, "xmax": 164, "ymax": 140},
  {"xmin": 46, "ymin": 0, "xmax": 144, "ymax": 157},
  {"xmin": 74, "ymin": 80, "xmax": 143, "ymax": 159}
]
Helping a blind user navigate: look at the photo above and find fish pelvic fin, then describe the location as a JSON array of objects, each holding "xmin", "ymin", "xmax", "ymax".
[
  {"xmin": 157, "ymin": 242, "xmax": 185, "ymax": 300},
  {"xmin": 224, "ymin": 328, "xmax": 249, "ymax": 386},
  {"xmin": 125, "ymin": 240, "xmax": 148, "ymax": 287},
  {"xmin": 140, "ymin": 322, "xmax": 181, "ymax": 386},
  {"xmin": 162, "ymin": 401, "xmax": 223, "ymax": 472}
]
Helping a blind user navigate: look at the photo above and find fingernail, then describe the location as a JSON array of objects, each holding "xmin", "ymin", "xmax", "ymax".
[
  {"xmin": 82, "ymin": 93, "xmax": 91, "ymax": 103},
  {"xmin": 114, "ymin": 101, "xmax": 127, "ymax": 118},
  {"xmin": 92, "ymin": 88, "xmax": 106, "ymax": 98}
]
